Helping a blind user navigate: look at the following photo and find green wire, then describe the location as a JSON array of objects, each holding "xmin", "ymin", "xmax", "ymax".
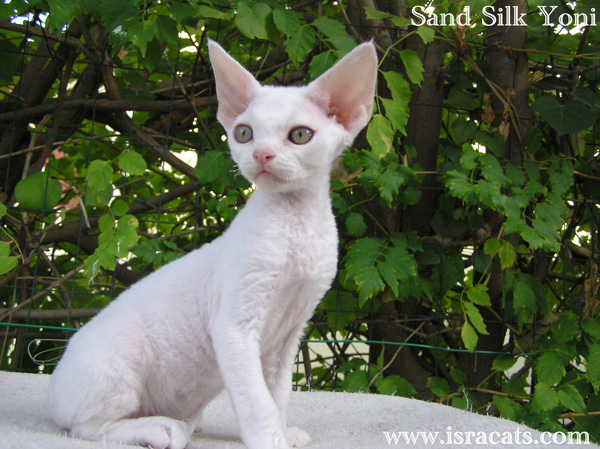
[
  {"xmin": 0, "ymin": 322, "xmax": 539, "ymax": 357},
  {"xmin": 0, "ymin": 322, "xmax": 78, "ymax": 333}
]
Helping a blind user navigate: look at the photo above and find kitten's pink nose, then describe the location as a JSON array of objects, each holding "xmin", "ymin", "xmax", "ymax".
[{"xmin": 253, "ymin": 148, "xmax": 275, "ymax": 167}]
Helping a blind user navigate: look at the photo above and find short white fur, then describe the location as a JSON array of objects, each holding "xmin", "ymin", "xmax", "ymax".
[{"xmin": 47, "ymin": 40, "xmax": 377, "ymax": 449}]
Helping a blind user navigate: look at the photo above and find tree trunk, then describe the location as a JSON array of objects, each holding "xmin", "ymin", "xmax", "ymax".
[{"xmin": 456, "ymin": 0, "xmax": 530, "ymax": 399}]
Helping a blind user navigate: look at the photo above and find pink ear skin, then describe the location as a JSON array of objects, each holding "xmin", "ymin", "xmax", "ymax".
[
  {"xmin": 306, "ymin": 42, "xmax": 378, "ymax": 137},
  {"xmin": 208, "ymin": 40, "xmax": 262, "ymax": 129}
]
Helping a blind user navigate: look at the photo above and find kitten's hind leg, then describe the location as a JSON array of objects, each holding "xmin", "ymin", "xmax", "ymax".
[
  {"xmin": 185, "ymin": 408, "xmax": 205, "ymax": 434},
  {"xmin": 72, "ymin": 416, "xmax": 190, "ymax": 449}
]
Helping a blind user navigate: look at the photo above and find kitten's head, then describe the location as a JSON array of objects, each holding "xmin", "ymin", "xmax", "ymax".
[{"xmin": 208, "ymin": 40, "xmax": 377, "ymax": 193}]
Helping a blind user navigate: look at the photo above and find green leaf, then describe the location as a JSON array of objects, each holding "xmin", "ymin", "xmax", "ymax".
[
  {"xmin": 85, "ymin": 184, "xmax": 113, "ymax": 207},
  {"xmin": 479, "ymin": 154, "xmax": 512, "ymax": 187},
  {"xmin": 504, "ymin": 163, "xmax": 525, "ymax": 187},
  {"xmin": 128, "ymin": 19, "xmax": 158, "ymax": 57},
  {"xmin": 118, "ymin": 151, "xmax": 147, "ymax": 176},
  {"xmin": 0, "ymin": 203, "xmax": 6, "ymax": 218},
  {"xmin": 474, "ymin": 129, "xmax": 505, "ymax": 158},
  {"xmin": 374, "ymin": 377, "xmax": 396, "ymax": 395},
  {"xmin": 532, "ymin": 96, "xmax": 596, "ymax": 136},
  {"xmin": 169, "ymin": 2, "xmax": 198, "ymax": 26},
  {"xmin": 341, "ymin": 370, "xmax": 369, "ymax": 393},
  {"xmin": 273, "ymin": 7, "xmax": 302, "ymax": 37},
  {"xmin": 522, "ymin": 127, "xmax": 543, "ymax": 154},
  {"xmin": 364, "ymin": 7, "xmax": 392, "ymax": 20},
  {"xmin": 428, "ymin": 376, "xmax": 450, "ymax": 397},
  {"xmin": 385, "ymin": 375, "xmax": 417, "ymax": 397},
  {"xmin": 84, "ymin": 213, "xmax": 139, "ymax": 281},
  {"xmin": 484, "ymin": 238, "xmax": 502, "ymax": 257},
  {"xmin": 346, "ymin": 212, "xmax": 367, "ymax": 236},
  {"xmin": 582, "ymin": 318, "xmax": 600, "ymax": 340},
  {"xmin": 532, "ymin": 382, "xmax": 559, "ymax": 412},
  {"xmin": 492, "ymin": 355, "xmax": 518, "ymax": 372},
  {"xmin": 308, "ymin": 50, "xmax": 336, "ymax": 80},
  {"xmin": 513, "ymin": 277, "xmax": 537, "ymax": 326},
  {"xmin": 461, "ymin": 320, "xmax": 478, "ymax": 351},
  {"xmin": 15, "ymin": 172, "xmax": 62, "ymax": 211},
  {"xmin": 197, "ymin": 5, "xmax": 229, "ymax": 20},
  {"xmin": 0, "ymin": 242, "xmax": 18, "ymax": 276},
  {"xmin": 552, "ymin": 311, "xmax": 579, "ymax": 343},
  {"xmin": 110, "ymin": 199, "xmax": 129, "ymax": 216},
  {"xmin": 548, "ymin": 157, "xmax": 574, "ymax": 196},
  {"xmin": 47, "ymin": 0, "xmax": 79, "ymax": 32},
  {"xmin": 235, "ymin": 1, "xmax": 271, "ymax": 40},
  {"xmin": 464, "ymin": 302, "xmax": 488, "ymax": 335},
  {"xmin": 354, "ymin": 265, "xmax": 385, "ymax": 306},
  {"xmin": 344, "ymin": 238, "xmax": 384, "ymax": 281},
  {"xmin": 377, "ymin": 262, "xmax": 399, "ymax": 297},
  {"xmin": 452, "ymin": 117, "xmax": 477, "ymax": 143},
  {"xmin": 447, "ymin": 87, "xmax": 479, "ymax": 111},
  {"xmin": 0, "ymin": 41, "xmax": 22, "ymax": 80},
  {"xmin": 535, "ymin": 201, "xmax": 564, "ymax": 228},
  {"xmin": 535, "ymin": 351, "xmax": 565, "ymax": 386},
  {"xmin": 466, "ymin": 284, "xmax": 491, "ymax": 306},
  {"xmin": 87, "ymin": 160, "xmax": 113, "ymax": 191},
  {"xmin": 381, "ymin": 98, "xmax": 409, "ymax": 136},
  {"xmin": 497, "ymin": 240, "xmax": 516, "ymax": 269},
  {"xmin": 417, "ymin": 26, "xmax": 435, "ymax": 44},
  {"xmin": 366, "ymin": 114, "xmax": 394, "ymax": 158},
  {"xmin": 102, "ymin": 0, "xmax": 140, "ymax": 33},
  {"xmin": 450, "ymin": 367, "xmax": 468, "ymax": 386},
  {"xmin": 474, "ymin": 179, "xmax": 501, "ymax": 206},
  {"xmin": 493, "ymin": 396, "xmax": 522, "ymax": 421},
  {"xmin": 484, "ymin": 238, "xmax": 516, "ymax": 270},
  {"xmin": 445, "ymin": 170, "xmax": 476, "ymax": 202},
  {"xmin": 284, "ymin": 25, "xmax": 316, "ymax": 68},
  {"xmin": 432, "ymin": 254, "xmax": 464, "ymax": 295},
  {"xmin": 459, "ymin": 147, "xmax": 478, "ymax": 170},
  {"xmin": 399, "ymin": 49, "xmax": 423, "ymax": 85},
  {"xmin": 382, "ymin": 71, "xmax": 411, "ymax": 106},
  {"xmin": 311, "ymin": 17, "xmax": 356, "ymax": 54},
  {"xmin": 557, "ymin": 384, "xmax": 587, "ymax": 414},
  {"xmin": 385, "ymin": 245, "xmax": 418, "ymax": 281},
  {"xmin": 155, "ymin": 16, "xmax": 179, "ymax": 46},
  {"xmin": 115, "ymin": 214, "xmax": 139, "ymax": 257},
  {"xmin": 587, "ymin": 344, "xmax": 600, "ymax": 394},
  {"xmin": 375, "ymin": 162, "xmax": 408, "ymax": 205},
  {"xmin": 195, "ymin": 151, "xmax": 227, "ymax": 184}
]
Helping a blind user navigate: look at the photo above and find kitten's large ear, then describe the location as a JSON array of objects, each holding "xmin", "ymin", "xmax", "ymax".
[
  {"xmin": 307, "ymin": 42, "xmax": 378, "ymax": 137},
  {"xmin": 208, "ymin": 40, "xmax": 261, "ymax": 128}
]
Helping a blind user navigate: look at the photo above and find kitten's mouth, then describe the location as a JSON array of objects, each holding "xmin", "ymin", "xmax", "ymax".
[{"xmin": 256, "ymin": 169, "xmax": 281, "ymax": 181}]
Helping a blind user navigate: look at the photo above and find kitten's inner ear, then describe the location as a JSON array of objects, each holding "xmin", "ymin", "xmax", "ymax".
[
  {"xmin": 307, "ymin": 42, "xmax": 378, "ymax": 138},
  {"xmin": 208, "ymin": 40, "xmax": 261, "ymax": 129}
]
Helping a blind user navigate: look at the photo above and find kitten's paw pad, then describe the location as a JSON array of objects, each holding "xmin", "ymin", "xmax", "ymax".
[
  {"xmin": 146, "ymin": 418, "xmax": 190, "ymax": 449},
  {"xmin": 285, "ymin": 427, "xmax": 311, "ymax": 448}
]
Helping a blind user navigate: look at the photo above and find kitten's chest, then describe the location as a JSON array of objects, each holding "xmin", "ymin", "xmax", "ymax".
[{"xmin": 284, "ymin": 213, "xmax": 335, "ymax": 273}]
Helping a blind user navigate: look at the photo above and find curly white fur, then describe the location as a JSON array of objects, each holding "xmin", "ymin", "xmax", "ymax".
[{"xmin": 47, "ymin": 40, "xmax": 377, "ymax": 449}]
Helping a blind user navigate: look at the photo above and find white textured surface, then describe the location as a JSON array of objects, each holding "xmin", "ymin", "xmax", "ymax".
[{"xmin": 0, "ymin": 371, "xmax": 595, "ymax": 449}]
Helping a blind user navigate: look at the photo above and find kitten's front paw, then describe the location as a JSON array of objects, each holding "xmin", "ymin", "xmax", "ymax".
[
  {"xmin": 144, "ymin": 417, "xmax": 190, "ymax": 449},
  {"xmin": 285, "ymin": 427, "xmax": 311, "ymax": 448}
]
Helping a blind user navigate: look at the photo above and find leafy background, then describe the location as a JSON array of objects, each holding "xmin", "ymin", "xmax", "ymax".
[{"xmin": 0, "ymin": 0, "xmax": 600, "ymax": 442}]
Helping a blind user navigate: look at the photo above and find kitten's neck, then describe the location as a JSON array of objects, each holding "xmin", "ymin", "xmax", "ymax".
[{"xmin": 256, "ymin": 176, "xmax": 332, "ymax": 214}]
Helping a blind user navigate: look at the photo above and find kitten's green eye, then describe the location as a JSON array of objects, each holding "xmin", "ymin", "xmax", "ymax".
[
  {"xmin": 234, "ymin": 125, "xmax": 253, "ymax": 143},
  {"xmin": 289, "ymin": 127, "xmax": 313, "ymax": 145}
]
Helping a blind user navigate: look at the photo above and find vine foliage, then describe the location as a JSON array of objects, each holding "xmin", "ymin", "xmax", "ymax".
[{"xmin": 0, "ymin": 0, "xmax": 600, "ymax": 441}]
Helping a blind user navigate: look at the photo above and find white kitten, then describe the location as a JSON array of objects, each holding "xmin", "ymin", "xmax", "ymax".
[{"xmin": 47, "ymin": 40, "xmax": 377, "ymax": 449}]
